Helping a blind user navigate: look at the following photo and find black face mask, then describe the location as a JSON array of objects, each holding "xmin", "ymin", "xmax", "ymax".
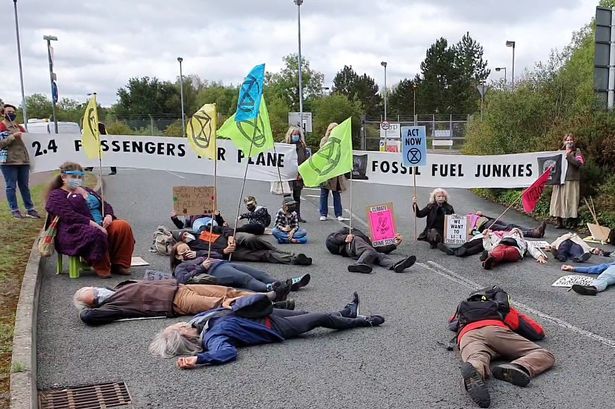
[
  {"xmin": 286, "ymin": 206, "xmax": 296, "ymax": 213},
  {"xmin": 247, "ymin": 205, "xmax": 256, "ymax": 212}
]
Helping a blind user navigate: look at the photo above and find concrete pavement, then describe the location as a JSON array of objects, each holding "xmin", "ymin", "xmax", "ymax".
[{"xmin": 35, "ymin": 169, "xmax": 615, "ymax": 408}]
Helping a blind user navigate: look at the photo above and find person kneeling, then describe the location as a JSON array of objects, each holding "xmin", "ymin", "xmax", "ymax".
[
  {"xmin": 449, "ymin": 286, "xmax": 554, "ymax": 408},
  {"xmin": 149, "ymin": 292, "xmax": 383, "ymax": 368},
  {"xmin": 272, "ymin": 197, "xmax": 307, "ymax": 244},
  {"xmin": 326, "ymin": 227, "xmax": 416, "ymax": 274}
]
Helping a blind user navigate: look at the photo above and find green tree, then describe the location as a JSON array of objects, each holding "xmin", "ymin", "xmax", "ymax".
[
  {"xmin": 332, "ymin": 65, "xmax": 382, "ymax": 118},
  {"xmin": 419, "ymin": 38, "xmax": 458, "ymax": 114},
  {"xmin": 266, "ymin": 54, "xmax": 324, "ymax": 112},
  {"xmin": 195, "ymin": 82, "xmax": 238, "ymax": 123},
  {"xmin": 310, "ymin": 94, "xmax": 362, "ymax": 149},
  {"xmin": 452, "ymin": 32, "xmax": 490, "ymax": 115},
  {"xmin": 25, "ymin": 93, "xmax": 52, "ymax": 119},
  {"xmin": 106, "ymin": 120, "xmax": 134, "ymax": 135},
  {"xmin": 115, "ymin": 77, "xmax": 180, "ymax": 120},
  {"xmin": 388, "ymin": 77, "xmax": 421, "ymax": 118}
]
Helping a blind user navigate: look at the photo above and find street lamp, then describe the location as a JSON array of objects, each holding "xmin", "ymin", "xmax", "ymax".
[
  {"xmin": 294, "ymin": 0, "xmax": 304, "ymax": 129},
  {"xmin": 380, "ymin": 61, "xmax": 387, "ymax": 121},
  {"xmin": 12, "ymin": 0, "xmax": 27, "ymax": 128},
  {"xmin": 177, "ymin": 57, "xmax": 185, "ymax": 137},
  {"xmin": 506, "ymin": 40, "xmax": 515, "ymax": 88},
  {"xmin": 43, "ymin": 35, "xmax": 58, "ymax": 133},
  {"xmin": 494, "ymin": 67, "xmax": 507, "ymax": 84},
  {"xmin": 412, "ymin": 83, "xmax": 417, "ymax": 125}
]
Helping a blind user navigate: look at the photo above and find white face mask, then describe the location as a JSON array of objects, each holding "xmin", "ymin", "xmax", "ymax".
[
  {"xmin": 68, "ymin": 178, "xmax": 83, "ymax": 190},
  {"xmin": 184, "ymin": 233, "xmax": 196, "ymax": 242}
]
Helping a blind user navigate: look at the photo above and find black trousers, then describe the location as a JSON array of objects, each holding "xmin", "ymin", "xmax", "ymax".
[
  {"xmin": 290, "ymin": 180, "xmax": 303, "ymax": 218},
  {"xmin": 270, "ymin": 309, "xmax": 368, "ymax": 339},
  {"xmin": 236, "ymin": 223, "xmax": 265, "ymax": 235},
  {"xmin": 557, "ymin": 239, "xmax": 584, "ymax": 261}
]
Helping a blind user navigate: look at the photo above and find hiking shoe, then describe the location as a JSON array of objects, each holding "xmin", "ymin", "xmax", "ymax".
[
  {"xmin": 572, "ymin": 252, "xmax": 591, "ymax": 263},
  {"xmin": 337, "ymin": 216, "xmax": 349, "ymax": 221},
  {"xmin": 11, "ymin": 210, "xmax": 23, "ymax": 219},
  {"xmin": 482, "ymin": 256, "xmax": 495, "ymax": 270},
  {"xmin": 293, "ymin": 254, "xmax": 312, "ymax": 266},
  {"xmin": 25, "ymin": 209, "xmax": 42, "ymax": 219},
  {"xmin": 363, "ymin": 315, "xmax": 385, "ymax": 327},
  {"xmin": 392, "ymin": 256, "xmax": 417, "ymax": 273},
  {"xmin": 348, "ymin": 263, "xmax": 372, "ymax": 274},
  {"xmin": 537, "ymin": 221, "xmax": 547, "ymax": 238},
  {"xmin": 461, "ymin": 362, "xmax": 490, "ymax": 408},
  {"xmin": 319, "ymin": 216, "xmax": 327, "ymax": 221},
  {"xmin": 273, "ymin": 299, "xmax": 295, "ymax": 310},
  {"xmin": 298, "ymin": 217, "xmax": 307, "ymax": 223},
  {"xmin": 479, "ymin": 250, "xmax": 489, "ymax": 262},
  {"xmin": 492, "ymin": 363, "xmax": 530, "ymax": 387},
  {"xmin": 290, "ymin": 274, "xmax": 311, "ymax": 291},
  {"xmin": 437, "ymin": 242, "xmax": 455, "ymax": 256},
  {"xmin": 340, "ymin": 292, "xmax": 360, "ymax": 318},
  {"xmin": 273, "ymin": 279, "xmax": 292, "ymax": 301},
  {"xmin": 571, "ymin": 284, "xmax": 598, "ymax": 296}
]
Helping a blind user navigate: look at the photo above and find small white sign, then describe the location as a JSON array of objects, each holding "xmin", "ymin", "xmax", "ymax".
[
  {"xmin": 551, "ymin": 275, "xmax": 595, "ymax": 288},
  {"xmin": 444, "ymin": 214, "xmax": 468, "ymax": 245},
  {"xmin": 434, "ymin": 129, "xmax": 451, "ymax": 138},
  {"xmin": 288, "ymin": 112, "xmax": 313, "ymax": 133},
  {"xmin": 380, "ymin": 122, "xmax": 400, "ymax": 139}
]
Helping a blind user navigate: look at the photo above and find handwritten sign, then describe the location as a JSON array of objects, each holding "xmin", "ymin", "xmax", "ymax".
[
  {"xmin": 444, "ymin": 214, "xmax": 468, "ymax": 245},
  {"xmin": 172, "ymin": 186, "xmax": 215, "ymax": 215},
  {"xmin": 367, "ymin": 202, "xmax": 397, "ymax": 247},
  {"xmin": 552, "ymin": 275, "xmax": 596, "ymax": 288}
]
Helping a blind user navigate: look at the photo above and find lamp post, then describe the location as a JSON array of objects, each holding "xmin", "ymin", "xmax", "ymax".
[
  {"xmin": 412, "ymin": 83, "xmax": 417, "ymax": 125},
  {"xmin": 380, "ymin": 61, "xmax": 387, "ymax": 121},
  {"xmin": 177, "ymin": 57, "xmax": 185, "ymax": 137},
  {"xmin": 505, "ymin": 41, "xmax": 515, "ymax": 88},
  {"xmin": 294, "ymin": 0, "xmax": 304, "ymax": 130},
  {"xmin": 43, "ymin": 35, "xmax": 58, "ymax": 133},
  {"xmin": 12, "ymin": 0, "xmax": 27, "ymax": 128},
  {"xmin": 494, "ymin": 67, "xmax": 507, "ymax": 84}
]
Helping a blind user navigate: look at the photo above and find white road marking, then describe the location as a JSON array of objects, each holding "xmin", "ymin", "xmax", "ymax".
[{"xmin": 165, "ymin": 170, "xmax": 186, "ymax": 179}]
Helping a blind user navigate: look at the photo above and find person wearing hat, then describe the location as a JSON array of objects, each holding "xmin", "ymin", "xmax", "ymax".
[
  {"xmin": 272, "ymin": 197, "xmax": 308, "ymax": 244},
  {"xmin": 237, "ymin": 195, "xmax": 271, "ymax": 235}
]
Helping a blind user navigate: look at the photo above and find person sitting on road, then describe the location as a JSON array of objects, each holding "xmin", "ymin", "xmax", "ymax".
[
  {"xmin": 236, "ymin": 195, "xmax": 271, "ymax": 235},
  {"xmin": 325, "ymin": 227, "xmax": 416, "ymax": 274},
  {"xmin": 469, "ymin": 211, "xmax": 546, "ymax": 238},
  {"xmin": 480, "ymin": 228, "xmax": 547, "ymax": 270},
  {"xmin": 72, "ymin": 279, "xmax": 294, "ymax": 326},
  {"xmin": 45, "ymin": 161, "xmax": 135, "ymax": 278},
  {"xmin": 177, "ymin": 226, "xmax": 312, "ymax": 266},
  {"xmin": 561, "ymin": 261, "xmax": 615, "ymax": 296},
  {"xmin": 547, "ymin": 232, "xmax": 610, "ymax": 263},
  {"xmin": 171, "ymin": 209, "xmax": 226, "ymax": 234},
  {"xmin": 272, "ymin": 197, "xmax": 308, "ymax": 244},
  {"xmin": 170, "ymin": 242, "xmax": 311, "ymax": 292},
  {"xmin": 449, "ymin": 286, "xmax": 554, "ymax": 408},
  {"xmin": 149, "ymin": 292, "xmax": 384, "ymax": 369},
  {"xmin": 413, "ymin": 188, "xmax": 455, "ymax": 248}
]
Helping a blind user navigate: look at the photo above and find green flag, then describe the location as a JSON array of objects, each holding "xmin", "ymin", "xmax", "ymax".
[
  {"xmin": 299, "ymin": 117, "xmax": 353, "ymax": 187},
  {"xmin": 217, "ymin": 95, "xmax": 274, "ymax": 157}
]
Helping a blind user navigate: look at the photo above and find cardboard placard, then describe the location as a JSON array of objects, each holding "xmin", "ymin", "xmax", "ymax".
[
  {"xmin": 367, "ymin": 202, "xmax": 397, "ymax": 247},
  {"xmin": 444, "ymin": 214, "xmax": 468, "ymax": 245},
  {"xmin": 551, "ymin": 275, "xmax": 596, "ymax": 288},
  {"xmin": 173, "ymin": 186, "xmax": 215, "ymax": 215},
  {"xmin": 587, "ymin": 223, "xmax": 611, "ymax": 243}
]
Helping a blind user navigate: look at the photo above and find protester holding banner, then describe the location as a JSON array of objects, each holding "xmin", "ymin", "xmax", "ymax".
[
  {"xmin": 413, "ymin": 188, "xmax": 455, "ymax": 248},
  {"xmin": 285, "ymin": 126, "xmax": 309, "ymax": 222},
  {"xmin": 325, "ymin": 227, "xmax": 416, "ymax": 274},
  {"xmin": 0, "ymin": 103, "xmax": 41, "ymax": 219},
  {"xmin": 272, "ymin": 197, "xmax": 308, "ymax": 244},
  {"xmin": 45, "ymin": 162, "xmax": 135, "ymax": 278},
  {"xmin": 319, "ymin": 123, "xmax": 348, "ymax": 221},
  {"xmin": 480, "ymin": 228, "xmax": 547, "ymax": 270},
  {"xmin": 550, "ymin": 134, "xmax": 584, "ymax": 229}
]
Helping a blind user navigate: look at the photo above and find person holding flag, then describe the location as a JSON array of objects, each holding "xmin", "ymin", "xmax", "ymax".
[{"xmin": 316, "ymin": 123, "xmax": 348, "ymax": 221}]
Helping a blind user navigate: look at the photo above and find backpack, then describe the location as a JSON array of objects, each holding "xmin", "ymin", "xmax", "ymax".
[
  {"xmin": 150, "ymin": 225, "xmax": 176, "ymax": 256},
  {"xmin": 263, "ymin": 209, "xmax": 272, "ymax": 227},
  {"xmin": 454, "ymin": 286, "xmax": 510, "ymax": 329}
]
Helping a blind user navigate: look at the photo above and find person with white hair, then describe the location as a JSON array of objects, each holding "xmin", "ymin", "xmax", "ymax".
[
  {"xmin": 149, "ymin": 292, "xmax": 383, "ymax": 369},
  {"xmin": 72, "ymin": 280, "xmax": 293, "ymax": 326},
  {"xmin": 412, "ymin": 188, "xmax": 455, "ymax": 248}
]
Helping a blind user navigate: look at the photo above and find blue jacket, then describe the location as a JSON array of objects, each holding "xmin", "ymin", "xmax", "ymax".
[
  {"xmin": 191, "ymin": 294, "xmax": 284, "ymax": 366},
  {"xmin": 573, "ymin": 261, "xmax": 615, "ymax": 275}
]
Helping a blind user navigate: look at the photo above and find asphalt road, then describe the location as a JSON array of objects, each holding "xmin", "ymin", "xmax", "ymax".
[{"xmin": 36, "ymin": 169, "xmax": 615, "ymax": 409}]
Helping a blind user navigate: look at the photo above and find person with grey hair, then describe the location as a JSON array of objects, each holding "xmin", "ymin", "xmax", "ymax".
[
  {"xmin": 149, "ymin": 292, "xmax": 383, "ymax": 369},
  {"xmin": 73, "ymin": 280, "xmax": 294, "ymax": 326},
  {"xmin": 412, "ymin": 188, "xmax": 455, "ymax": 248}
]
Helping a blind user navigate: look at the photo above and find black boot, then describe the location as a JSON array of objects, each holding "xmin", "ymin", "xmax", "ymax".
[
  {"xmin": 296, "ymin": 201, "xmax": 306, "ymax": 223},
  {"xmin": 555, "ymin": 217, "xmax": 565, "ymax": 229},
  {"xmin": 566, "ymin": 218, "xmax": 578, "ymax": 229}
]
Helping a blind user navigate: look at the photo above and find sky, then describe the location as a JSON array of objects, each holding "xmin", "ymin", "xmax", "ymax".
[{"xmin": 0, "ymin": 0, "xmax": 600, "ymax": 108}]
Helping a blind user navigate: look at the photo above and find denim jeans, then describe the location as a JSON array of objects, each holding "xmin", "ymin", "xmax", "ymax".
[
  {"xmin": 593, "ymin": 266, "xmax": 615, "ymax": 292},
  {"xmin": 272, "ymin": 227, "xmax": 307, "ymax": 244},
  {"xmin": 1, "ymin": 164, "xmax": 34, "ymax": 211},
  {"xmin": 320, "ymin": 188, "xmax": 342, "ymax": 217},
  {"xmin": 211, "ymin": 263, "xmax": 276, "ymax": 292}
]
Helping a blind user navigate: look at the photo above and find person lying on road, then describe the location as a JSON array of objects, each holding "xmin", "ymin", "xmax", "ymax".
[
  {"xmin": 480, "ymin": 228, "xmax": 547, "ymax": 270},
  {"xmin": 561, "ymin": 261, "xmax": 615, "ymax": 296},
  {"xmin": 547, "ymin": 232, "xmax": 610, "ymax": 263}
]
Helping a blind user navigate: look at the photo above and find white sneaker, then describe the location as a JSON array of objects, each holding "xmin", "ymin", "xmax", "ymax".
[
  {"xmin": 319, "ymin": 216, "xmax": 327, "ymax": 221},
  {"xmin": 337, "ymin": 216, "xmax": 349, "ymax": 221}
]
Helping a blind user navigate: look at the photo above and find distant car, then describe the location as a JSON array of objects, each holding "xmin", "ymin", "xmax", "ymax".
[{"xmin": 26, "ymin": 120, "xmax": 81, "ymax": 134}]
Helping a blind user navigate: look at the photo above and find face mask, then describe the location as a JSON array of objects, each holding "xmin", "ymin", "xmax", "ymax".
[
  {"xmin": 286, "ymin": 206, "xmax": 296, "ymax": 213},
  {"xmin": 68, "ymin": 179, "xmax": 83, "ymax": 190},
  {"xmin": 291, "ymin": 135, "xmax": 300, "ymax": 143},
  {"xmin": 5, "ymin": 113, "xmax": 17, "ymax": 122},
  {"xmin": 565, "ymin": 142, "xmax": 574, "ymax": 149},
  {"xmin": 184, "ymin": 233, "xmax": 196, "ymax": 242},
  {"xmin": 94, "ymin": 288, "xmax": 115, "ymax": 306},
  {"xmin": 247, "ymin": 205, "xmax": 256, "ymax": 212}
]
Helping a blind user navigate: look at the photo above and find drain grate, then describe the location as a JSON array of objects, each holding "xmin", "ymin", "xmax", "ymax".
[{"xmin": 39, "ymin": 382, "xmax": 132, "ymax": 409}]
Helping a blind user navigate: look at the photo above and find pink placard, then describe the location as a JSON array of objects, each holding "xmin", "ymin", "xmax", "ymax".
[{"xmin": 367, "ymin": 203, "xmax": 397, "ymax": 246}]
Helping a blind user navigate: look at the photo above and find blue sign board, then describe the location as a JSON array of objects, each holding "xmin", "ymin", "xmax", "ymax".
[{"xmin": 401, "ymin": 126, "xmax": 427, "ymax": 167}]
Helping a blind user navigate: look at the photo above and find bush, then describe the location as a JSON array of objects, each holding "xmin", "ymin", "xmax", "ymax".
[{"xmin": 106, "ymin": 121, "xmax": 134, "ymax": 135}]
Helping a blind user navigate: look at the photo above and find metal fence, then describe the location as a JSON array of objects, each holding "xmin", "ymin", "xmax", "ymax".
[{"xmin": 361, "ymin": 114, "xmax": 470, "ymax": 151}]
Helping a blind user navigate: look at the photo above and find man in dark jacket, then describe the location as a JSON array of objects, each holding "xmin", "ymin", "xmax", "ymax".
[
  {"xmin": 449, "ymin": 286, "xmax": 555, "ymax": 408},
  {"xmin": 325, "ymin": 227, "xmax": 416, "ymax": 274},
  {"xmin": 236, "ymin": 195, "xmax": 271, "ymax": 235},
  {"xmin": 73, "ymin": 280, "xmax": 292, "ymax": 326}
]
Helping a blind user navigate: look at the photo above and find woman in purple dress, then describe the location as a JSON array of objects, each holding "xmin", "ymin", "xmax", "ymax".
[{"xmin": 45, "ymin": 162, "xmax": 135, "ymax": 278}]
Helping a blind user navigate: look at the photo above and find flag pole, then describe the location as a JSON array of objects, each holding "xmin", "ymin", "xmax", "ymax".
[
  {"xmin": 348, "ymin": 166, "xmax": 354, "ymax": 233},
  {"xmin": 488, "ymin": 190, "xmax": 525, "ymax": 228},
  {"xmin": 413, "ymin": 170, "xmax": 417, "ymax": 241},
  {"xmin": 207, "ymin": 140, "xmax": 218, "ymax": 260}
]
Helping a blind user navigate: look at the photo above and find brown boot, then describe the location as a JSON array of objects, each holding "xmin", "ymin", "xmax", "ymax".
[
  {"xmin": 112, "ymin": 265, "xmax": 132, "ymax": 275},
  {"xmin": 527, "ymin": 221, "xmax": 547, "ymax": 238},
  {"xmin": 555, "ymin": 217, "xmax": 565, "ymax": 229}
]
